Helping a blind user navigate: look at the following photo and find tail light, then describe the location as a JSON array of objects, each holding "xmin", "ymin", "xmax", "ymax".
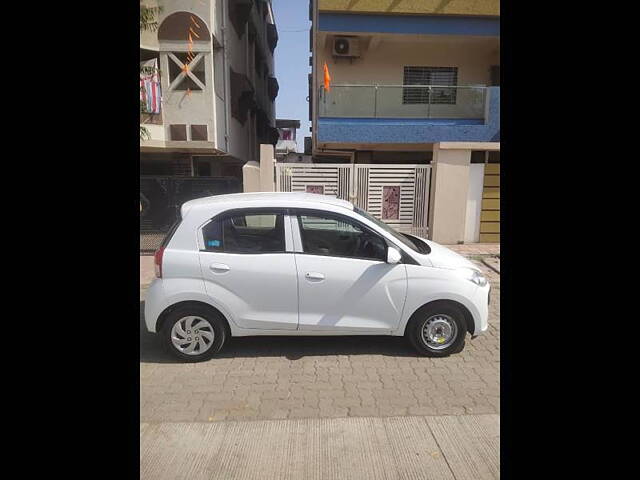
[{"xmin": 154, "ymin": 247, "xmax": 165, "ymax": 278}]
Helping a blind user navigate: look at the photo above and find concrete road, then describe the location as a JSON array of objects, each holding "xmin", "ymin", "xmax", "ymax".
[{"xmin": 141, "ymin": 414, "xmax": 499, "ymax": 480}]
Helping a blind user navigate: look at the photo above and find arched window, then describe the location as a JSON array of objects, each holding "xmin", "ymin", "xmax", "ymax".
[
  {"xmin": 158, "ymin": 12, "xmax": 210, "ymax": 42},
  {"xmin": 158, "ymin": 12, "xmax": 210, "ymax": 92}
]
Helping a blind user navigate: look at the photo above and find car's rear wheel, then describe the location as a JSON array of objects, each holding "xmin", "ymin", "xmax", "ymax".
[
  {"xmin": 161, "ymin": 305, "xmax": 227, "ymax": 362},
  {"xmin": 407, "ymin": 303, "xmax": 467, "ymax": 357}
]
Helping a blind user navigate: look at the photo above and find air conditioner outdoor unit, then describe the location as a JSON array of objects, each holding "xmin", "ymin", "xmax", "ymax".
[{"xmin": 332, "ymin": 37, "xmax": 360, "ymax": 57}]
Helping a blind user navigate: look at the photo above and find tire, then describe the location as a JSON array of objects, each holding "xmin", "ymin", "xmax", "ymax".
[
  {"xmin": 406, "ymin": 302, "xmax": 467, "ymax": 357},
  {"xmin": 161, "ymin": 304, "xmax": 227, "ymax": 362}
]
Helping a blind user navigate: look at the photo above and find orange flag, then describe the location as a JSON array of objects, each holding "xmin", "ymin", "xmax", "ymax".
[{"xmin": 323, "ymin": 62, "xmax": 331, "ymax": 91}]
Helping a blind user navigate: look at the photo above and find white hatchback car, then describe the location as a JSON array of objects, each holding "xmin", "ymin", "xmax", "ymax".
[{"xmin": 144, "ymin": 192, "xmax": 490, "ymax": 361}]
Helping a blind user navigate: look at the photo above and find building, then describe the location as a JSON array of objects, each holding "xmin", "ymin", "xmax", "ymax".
[
  {"xmin": 307, "ymin": 0, "xmax": 500, "ymax": 243},
  {"xmin": 275, "ymin": 119, "xmax": 300, "ymax": 159},
  {"xmin": 140, "ymin": 0, "xmax": 279, "ymax": 251},
  {"xmin": 140, "ymin": 0, "xmax": 279, "ymax": 180},
  {"xmin": 274, "ymin": 119, "xmax": 313, "ymax": 163}
]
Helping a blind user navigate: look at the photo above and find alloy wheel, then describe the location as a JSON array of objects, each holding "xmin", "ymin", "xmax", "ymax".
[{"xmin": 170, "ymin": 316, "xmax": 215, "ymax": 355}]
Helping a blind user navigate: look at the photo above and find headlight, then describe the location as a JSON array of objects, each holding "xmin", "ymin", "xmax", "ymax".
[{"xmin": 457, "ymin": 268, "xmax": 488, "ymax": 287}]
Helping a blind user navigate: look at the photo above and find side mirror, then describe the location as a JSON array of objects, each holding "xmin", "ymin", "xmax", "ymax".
[{"xmin": 386, "ymin": 246, "xmax": 402, "ymax": 264}]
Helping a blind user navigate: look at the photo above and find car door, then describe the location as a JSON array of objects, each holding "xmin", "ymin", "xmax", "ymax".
[
  {"xmin": 198, "ymin": 208, "xmax": 299, "ymax": 330},
  {"xmin": 291, "ymin": 209, "xmax": 407, "ymax": 333}
]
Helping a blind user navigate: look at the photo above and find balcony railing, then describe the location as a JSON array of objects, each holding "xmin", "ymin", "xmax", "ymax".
[
  {"xmin": 319, "ymin": 85, "xmax": 487, "ymax": 119},
  {"xmin": 140, "ymin": 112, "xmax": 163, "ymax": 125}
]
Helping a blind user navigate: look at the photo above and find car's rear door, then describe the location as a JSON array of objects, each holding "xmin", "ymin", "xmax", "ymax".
[
  {"xmin": 198, "ymin": 208, "xmax": 299, "ymax": 330},
  {"xmin": 291, "ymin": 209, "xmax": 407, "ymax": 333}
]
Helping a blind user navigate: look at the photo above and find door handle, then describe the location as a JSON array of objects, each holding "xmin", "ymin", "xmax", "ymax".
[
  {"xmin": 305, "ymin": 272, "xmax": 325, "ymax": 281},
  {"xmin": 209, "ymin": 263, "xmax": 230, "ymax": 273}
]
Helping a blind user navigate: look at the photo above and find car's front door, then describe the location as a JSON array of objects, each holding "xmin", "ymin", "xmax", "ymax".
[
  {"xmin": 198, "ymin": 208, "xmax": 299, "ymax": 330},
  {"xmin": 291, "ymin": 210, "xmax": 407, "ymax": 333}
]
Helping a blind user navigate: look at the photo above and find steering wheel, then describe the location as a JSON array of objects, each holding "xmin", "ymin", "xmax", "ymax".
[
  {"xmin": 362, "ymin": 237, "xmax": 375, "ymax": 257},
  {"xmin": 362, "ymin": 235, "xmax": 386, "ymax": 260},
  {"xmin": 313, "ymin": 239, "xmax": 332, "ymax": 255}
]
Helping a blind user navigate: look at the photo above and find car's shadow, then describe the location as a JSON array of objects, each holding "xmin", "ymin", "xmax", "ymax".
[{"xmin": 140, "ymin": 301, "xmax": 421, "ymax": 363}]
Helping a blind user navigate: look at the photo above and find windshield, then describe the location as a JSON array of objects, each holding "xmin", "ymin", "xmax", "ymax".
[{"xmin": 354, "ymin": 207, "xmax": 421, "ymax": 253}]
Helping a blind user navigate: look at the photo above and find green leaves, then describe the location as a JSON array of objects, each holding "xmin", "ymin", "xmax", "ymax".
[
  {"xmin": 140, "ymin": 5, "xmax": 162, "ymax": 32},
  {"xmin": 140, "ymin": 125, "xmax": 150, "ymax": 141},
  {"xmin": 140, "ymin": 66, "xmax": 160, "ymax": 76}
]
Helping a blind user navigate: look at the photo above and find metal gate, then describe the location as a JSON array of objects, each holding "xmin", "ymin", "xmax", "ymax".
[
  {"xmin": 140, "ymin": 176, "xmax": 241, "ymax": 252},
  {"xmin": 275, "ymin": 163, "xmax": 431, "ymax": 237}
]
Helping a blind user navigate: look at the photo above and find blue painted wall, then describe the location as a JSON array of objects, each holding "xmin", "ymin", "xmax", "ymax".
[
  {"xmin": 319, "ymin": 13, "xmax": 500, "ymax": 36},
  {"xmin": 317, "ymin": 87, "xmax": 499, "ymax": 144}
]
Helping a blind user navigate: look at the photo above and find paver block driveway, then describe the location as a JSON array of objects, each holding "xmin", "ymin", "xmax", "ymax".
[{"xmin": 140, "ymin": 261, "xmax": 499, "ymax": 422}]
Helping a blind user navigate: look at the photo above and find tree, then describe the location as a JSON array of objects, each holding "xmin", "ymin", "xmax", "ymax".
[{"xmin": 140, "ymin": 3, "xmax": 162, "ymax": 140}]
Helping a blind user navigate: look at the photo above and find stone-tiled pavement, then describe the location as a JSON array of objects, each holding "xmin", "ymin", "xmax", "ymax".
[{"xmin": 140, "ymin": 261, "xmax": 499, "ymax": 422}]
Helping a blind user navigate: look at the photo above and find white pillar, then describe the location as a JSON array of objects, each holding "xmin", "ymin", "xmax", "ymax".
[
  {"xmin": 242, "ymin": 161, "xmax": 260, "ymax": 192},
  {"xmin": 464, "ymin": 164, "xmax": 486, "ymax": 243},
  {"xmin": 242, "ymin": 145, "xmax": 276, "ymax": 193},
  {"xmin": 428, "ymin": 143, "xmax": 472, "ymax": 244},
  {"xmin": 259, "ymin": 144, "xmax": 275, "ymax": 192}
]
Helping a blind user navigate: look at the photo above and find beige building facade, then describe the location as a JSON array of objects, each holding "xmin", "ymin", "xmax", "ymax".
[
  {"xmin": 309, "ymin": 0, "xmax": 500, "ymax": 244},
  {"xmin": 140, "ymin": 0, "xmax": 279, "ymax": 180}
]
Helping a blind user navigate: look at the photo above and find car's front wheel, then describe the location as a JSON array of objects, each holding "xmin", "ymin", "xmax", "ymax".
[
  {"xmin": 407, "ymin": 303, "xmax": 467, "ymax": 357},
  {"xmin": 161, "ymin": 305, "xmax": 227, "ymax": 362}
]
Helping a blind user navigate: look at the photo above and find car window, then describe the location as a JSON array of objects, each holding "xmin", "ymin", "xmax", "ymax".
[
  {"xmin": 202, "ymin": 212, "xmax": 285, "ymax": 254},
  {"xmin": 297, "ymin": 213, "xmax": 387, "ymax": 261},
  {"xmin": 230, "ymin": 214, "xmax": 277, "ymax": 228},
  {"xmin": 299, "ymin": 216, "xmax": 360, "ymax": 232},
  {"xmin": 354, "ymin": 206, "xmax": 427, "ymax": 253}
]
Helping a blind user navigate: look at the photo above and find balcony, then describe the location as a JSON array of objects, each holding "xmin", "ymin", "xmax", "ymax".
[
  {"xmin": 317, "ymin": 85, "xmax": 500, "ymax": 145},
  {"xmin": 276, "ymin": 139, "xmax": 297, "ymax": 154}
]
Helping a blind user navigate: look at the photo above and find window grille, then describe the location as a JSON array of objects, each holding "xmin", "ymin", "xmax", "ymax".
[{"xmin": 402, "ymin": 66, "xmax": 458, "ymax": 105}]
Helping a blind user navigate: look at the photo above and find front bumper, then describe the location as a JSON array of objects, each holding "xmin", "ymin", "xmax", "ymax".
[{"xmin": 470, "ymin": 282, "xmax": 491, "ymax": 338}]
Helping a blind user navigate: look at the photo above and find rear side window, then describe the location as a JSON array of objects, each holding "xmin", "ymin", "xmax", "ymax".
[{"xmin": 202, "ymin": 212, "xmax": 285, "ymax": 254}]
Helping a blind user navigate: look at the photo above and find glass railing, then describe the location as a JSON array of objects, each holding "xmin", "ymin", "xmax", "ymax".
[{"xmin": 318, "ymin": 85, "xmax": 487, "ymax": 119}]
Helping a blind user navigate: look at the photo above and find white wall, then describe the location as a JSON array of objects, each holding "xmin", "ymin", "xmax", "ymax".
[
  {"xmin": 158, "ymin": 0, "xmax": 210, "ymax": 25},
  {"xmin": 318, "ymin": 34, "xmax": 499, "ymax": 86},
  {"xmin": 464, "ymin": 163, "xmax": 485, "ymax": 243},
  {"xmin": 140, "ymin": 124, "xmax": 166, "ymax": 142}
]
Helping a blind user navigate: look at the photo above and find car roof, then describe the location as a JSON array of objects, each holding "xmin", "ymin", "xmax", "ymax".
[{"xmin": 180, "ymin": 192, "xmax": 354, "ymax": 218}]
